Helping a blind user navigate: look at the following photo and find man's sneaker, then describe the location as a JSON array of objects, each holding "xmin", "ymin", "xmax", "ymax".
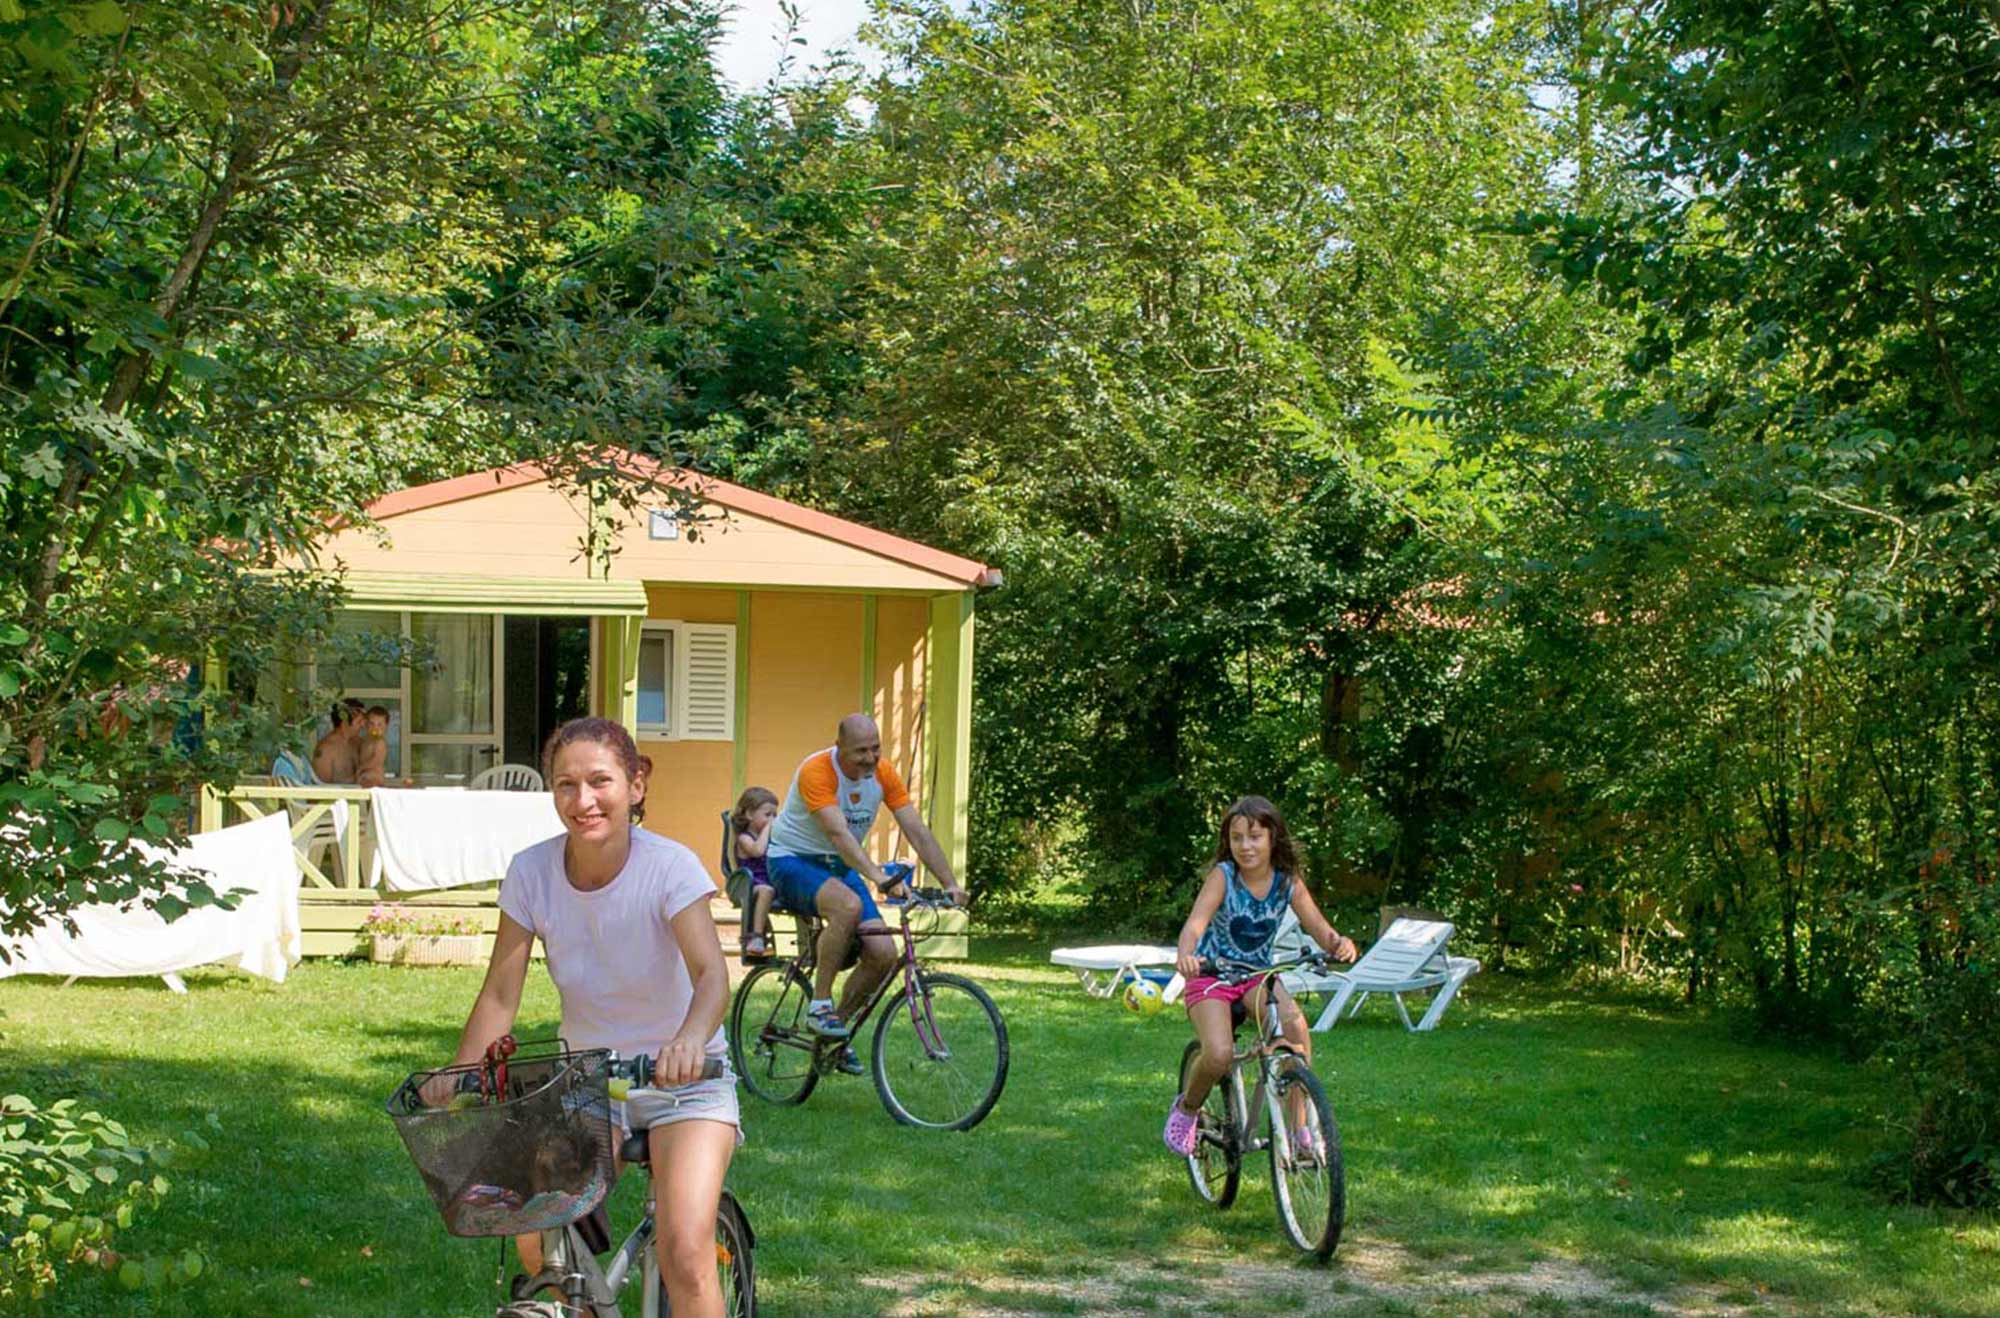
[
  {"xmin": 805, "ymin": 1004, "xmax": 851, "ymax": 1039},
  {"xmin": 835, "ymin": 1046, "xmax": 864, "ymax": 1076},
  {"xmin": 1163, "ymin": 1097, "xmax": 1200, "ymax": 1157}
]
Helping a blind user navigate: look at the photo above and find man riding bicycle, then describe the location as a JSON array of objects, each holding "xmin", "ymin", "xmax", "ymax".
[{"xmin": 766, "ymin": 713, "xmax": 968, "ymax": 1069}]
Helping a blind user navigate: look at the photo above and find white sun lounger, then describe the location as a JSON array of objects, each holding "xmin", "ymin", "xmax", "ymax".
[
  {"xmin": 1276, "ymin": 915, "xmax": 1480, "ymax": 1032},
  {"xmin": 1049, "ymin": 944, "xmax": 1185, "ymax": 1002}
]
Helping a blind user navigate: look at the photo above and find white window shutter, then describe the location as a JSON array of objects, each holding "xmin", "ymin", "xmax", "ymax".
[{"xmin": 675, "ymin": 623, "xmax": 736, "ymax": 741}]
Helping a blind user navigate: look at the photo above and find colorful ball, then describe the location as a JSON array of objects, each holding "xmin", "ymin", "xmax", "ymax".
[{"xmin": 1122, "ymin": 977, "xmax": 1164, "ymax": 1016}]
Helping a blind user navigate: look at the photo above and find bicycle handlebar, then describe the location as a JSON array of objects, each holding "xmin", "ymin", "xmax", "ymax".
[
  {"xmin": 606, "ymin": 1053, "xmax": 726, "ymax": 1100},
  {"xmin": 444, "ymin": 1050, "xmax": 723, "ymax": 1103},
  {"xmin": 1198, "ymin": 951, "xmax": 1336, "ymax": 985}
]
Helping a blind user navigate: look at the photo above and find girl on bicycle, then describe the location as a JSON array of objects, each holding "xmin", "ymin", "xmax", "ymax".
[
  {"xmin": 437, "ymin": 717, "xmax": 739, "ymax": 1318},
  {"xmin": 1163, "ymin": 795, "xmax": 1356, "ymax": 1159},
  {"xmin": 732, "ymin": 786, "xmax": 779, "ymax": 961}
]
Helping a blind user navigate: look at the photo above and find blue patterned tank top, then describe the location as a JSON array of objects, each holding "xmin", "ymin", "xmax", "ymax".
[{"xmin": 1195, "ymin": 861, "xmax": 1293, "ymax": 968}]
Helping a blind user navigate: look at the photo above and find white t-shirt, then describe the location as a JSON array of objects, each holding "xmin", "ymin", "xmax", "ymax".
[{"xmin": 497, "ymin": 828, "xmax": 725, "ymax": 1061}]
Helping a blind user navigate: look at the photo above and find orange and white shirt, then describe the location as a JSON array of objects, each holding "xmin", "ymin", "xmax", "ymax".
[{"xmin": 767, "ymin": 747, "xmax": 912, "ymax": 859}]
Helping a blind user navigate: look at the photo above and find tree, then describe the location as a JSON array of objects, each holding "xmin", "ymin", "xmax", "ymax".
[
  {"xmin": 716, "ymin": 0, "xmax": 1564, "ymax": 915},
  {"xmin": 0, "ymin": 1, "xmax": 728, "ymax": 947}
]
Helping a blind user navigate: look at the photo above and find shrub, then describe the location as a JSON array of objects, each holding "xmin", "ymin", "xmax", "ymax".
[
  {"xmin": 0, "ymin": 1092, "xmax": 218, "ymax": 1304},
  {"xmin": 362, "ymin": 903, "xmax": 481, "ymax": 938},
  {"xmin": 1870, "ymin": 877, "xmax": 2000, "ymax": 1208}
]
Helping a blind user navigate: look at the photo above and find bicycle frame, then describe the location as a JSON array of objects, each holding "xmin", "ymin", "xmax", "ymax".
[
  {"xmin": 1209, "ymin": 958, "xmax": 1319, "ymax": 1152},
  {"xmin": 500, "ymin": 1081, "xmax": 747, "ymax": 1318},
  {"xmin": 1178, "ymin": 952, "xmax": 1345, "ymax": 1259},
  {"xmin": 791, "ymin": 893, "xmax": 957, "ymax": 1068},
  {"xmin": 519, "ymin": 1205, "xmax": 657, "ymax": 1318}
]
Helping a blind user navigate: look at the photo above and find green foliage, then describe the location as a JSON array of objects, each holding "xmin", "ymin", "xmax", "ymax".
[
  {"xmin": 0, "ymin": 2, "xmax": 738, "ymax": 941},
  {"xmin": 1388, "ymin": 0, "xmax": 2000, "ymax": 1201},
  {"xmin": 1867, "ymin": 875, "xmax": 2000, "ymax": 1208},
  {"xmin": 732, "ymin": 0, "xmax": 1562, "ymax": 918},
  {"xmin": 0, "ymin": 1088, "xmax": 218, "ymax": 1304}
]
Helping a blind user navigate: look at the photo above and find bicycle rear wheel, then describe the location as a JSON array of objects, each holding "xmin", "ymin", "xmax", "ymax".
[
  {"xmin": 1268, "ymin": 1054, "xmax": 1343, "ymax": 1259},
  {"xmin": 1178, "ymin": 1041, "xmax": 1241, "ymax": 1209},
  {"xmin": 729, "ymin": 962, "xmax": 820, "ymax": 1106},
  {"xmin": 871, "ymin": 971, "xmax": 1009, "ymax": 1130}
]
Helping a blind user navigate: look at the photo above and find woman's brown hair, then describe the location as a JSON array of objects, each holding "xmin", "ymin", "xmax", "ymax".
[{"xmin": 541, "ymin": 717, "xmax": 652, "ymax": 822}]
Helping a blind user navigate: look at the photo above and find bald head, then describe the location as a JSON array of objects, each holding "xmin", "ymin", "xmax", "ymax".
[{"xmin": 835, "ymin": 713, "xmax": 883, "ymax": 778}]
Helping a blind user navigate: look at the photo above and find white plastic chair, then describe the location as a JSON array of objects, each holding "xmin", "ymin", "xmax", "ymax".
[
  {"xmin": 470, "ymin": 763, "xmax": 544, "ymax": 792},
  {"xmin": 1048, "ymin": 944, "xmax": 1180, "ymax": 999},
  {"xmin": 1277, "ymin": 913, "xmax": 1481, "ymax": 1032}
]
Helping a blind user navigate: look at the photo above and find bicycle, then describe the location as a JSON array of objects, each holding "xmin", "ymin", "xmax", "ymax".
[
  {"xmin": 1177, "ymin": 954, "xmax": 1346, "ymax": 1260},
  {"xmin": 387, "ymin": 1037, "xmax": 755, "ymax": 1316},
  {"xmin": 729, "ymin": 886, "xmax": 1009, "ymax": 1130}
]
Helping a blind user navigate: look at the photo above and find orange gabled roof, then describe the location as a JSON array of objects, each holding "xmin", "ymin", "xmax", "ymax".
[{"xmin": 362, "ymin": 461, "xmax": 999, "ymax": 589}]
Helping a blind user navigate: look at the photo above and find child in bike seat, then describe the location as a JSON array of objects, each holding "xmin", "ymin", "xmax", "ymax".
[
  {"xmin": 732, "ymin": 787, "xmax": 779, "ymax": 961},
  {"xmin": 1163, "ymin": 795, "xmax": 1357, "ymax": 1159}
]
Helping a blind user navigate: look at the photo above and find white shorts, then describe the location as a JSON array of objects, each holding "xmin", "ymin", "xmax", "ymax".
[{"xmin": 616, "ymin": 1072, "xmax": 741, "ymax": 1144}]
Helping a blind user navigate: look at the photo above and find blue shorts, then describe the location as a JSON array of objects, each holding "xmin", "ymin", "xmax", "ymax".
[{"xmin": 767, "ymin": 854, "xmax": 913, "ymax": 926}]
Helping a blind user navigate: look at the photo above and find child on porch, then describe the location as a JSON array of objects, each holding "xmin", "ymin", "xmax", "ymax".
[{"xmin": 732, "ymin": 787, "xmax": 779, "ymax": 960}]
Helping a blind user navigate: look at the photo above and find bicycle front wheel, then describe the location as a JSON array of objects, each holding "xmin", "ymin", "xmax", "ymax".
[
  {"xmin": 730, "ymin": 962, "xmax": 820, "ymax": 1106},
  {"xmin": 1178, "ymin": 1041, "xmax": 1241, "ymax": 1209},
  {"xmin": 1268, "ymin": 1054, "xmax": 1344, "ymax": 1259},
  {"xmin": 658, "ymin": 1189, "xmax": 756, "ymax": 1317},
  {"xmin": 871, "ymin": 971, "xmax": 1009, "ymax": 1130}
]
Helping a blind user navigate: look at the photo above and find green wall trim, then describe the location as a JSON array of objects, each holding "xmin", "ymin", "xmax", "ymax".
[
  {"xmin": 334, "ymin": 571, "xmax": 648, "ymax": 616},
  {"xmin": 732, "ymin": 590, "xmax": 751, "ymax": 795},
  {"xmin": 926, "ymin": 590, "xmax": 976, "ymax": 879},
  {"xmin": 860, "ymin": 594, "xmax": 878, "ymax": 717}
]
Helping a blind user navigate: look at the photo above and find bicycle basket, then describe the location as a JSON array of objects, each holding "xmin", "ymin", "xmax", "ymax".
[{"xmin": 386, "ymin": 1046, "xmax": 619, "ymax": 1238}]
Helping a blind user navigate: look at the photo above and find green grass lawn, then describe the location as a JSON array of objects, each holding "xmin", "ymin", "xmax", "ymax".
[{"xmin": 3, "ymin": 944, "xmax": 1996, "ymax": 1316}]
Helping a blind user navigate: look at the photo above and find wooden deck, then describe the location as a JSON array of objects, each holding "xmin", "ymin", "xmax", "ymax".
[
  {"xmin": 202, "ymin": 782, "xmax": 969, "ymax": 961},
  {"xmin": 301, "ymin": 890, "xmax": 967, "ymax": 961}
]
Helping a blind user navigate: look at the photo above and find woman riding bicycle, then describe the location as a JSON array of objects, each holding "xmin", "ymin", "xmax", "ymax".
[
  {"xmin": 1163, "ymin": 795, "xmax": 1355, "ymax": 1159},
  {"xmin": 431, "ymin": 717, "xmax": 740, "ymax": 1318}
]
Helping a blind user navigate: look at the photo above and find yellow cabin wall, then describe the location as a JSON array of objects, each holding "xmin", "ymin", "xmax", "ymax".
[
  {"xmin": 612, "ymin": 504, "xmax": 964, "ymax": 592},
  {"xmin": 743, "ymin": 592, "xmax": 864, "ymax": 812},
  {"xmin": 313, "ymin": 479, "xmax": 966, "ymax": 593},
  {"xmin": 865, "ymin": 596, "xmax": 931, "ymax": 861},
  {"xmin": 641, "ymin": 588, "xmax": 940, "ymax": 881},
  {"xmin": 637, "ymin": 737, "xmax": 736, "ymax": 885},
  {"xmin": 644, "ymin": 585, "xmax": 738, "ymax": 625},
  {"xmin": 317, "ymin": 481, "xmax": 594, "ymax": 578},
  {"xmin": 304, "ymin": 483, "xmax": 974, "ymax": 888}
]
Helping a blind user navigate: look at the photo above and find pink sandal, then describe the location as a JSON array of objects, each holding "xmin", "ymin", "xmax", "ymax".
[{"xmin": 1163, "ymin": 1097, "xmax": 1200, "ymax": 1157}]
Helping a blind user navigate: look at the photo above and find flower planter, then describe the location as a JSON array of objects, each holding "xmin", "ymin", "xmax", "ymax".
[{"xmin": 370, "ymin": 933, "xmax": 484, "ymax": 967}]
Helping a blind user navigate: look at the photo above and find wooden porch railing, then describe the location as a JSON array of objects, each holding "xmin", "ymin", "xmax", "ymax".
[
  {"xmin": 197, "ymin": 783, "xmax": 372, "ymax": 889},
  {"xmin": 194, "ymin": 783, "xmax": 970, "ymax": 959}
]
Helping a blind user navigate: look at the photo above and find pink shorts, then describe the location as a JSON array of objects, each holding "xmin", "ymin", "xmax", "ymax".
[{"xmin": 1181, "ymin": 972, "xmax": 1270, "ymax": 1008}]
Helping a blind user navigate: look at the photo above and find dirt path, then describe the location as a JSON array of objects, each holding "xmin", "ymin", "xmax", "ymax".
[{"xmin": 868, "ymin": 1234, "xmax": 1807, "ymax": 1316}]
